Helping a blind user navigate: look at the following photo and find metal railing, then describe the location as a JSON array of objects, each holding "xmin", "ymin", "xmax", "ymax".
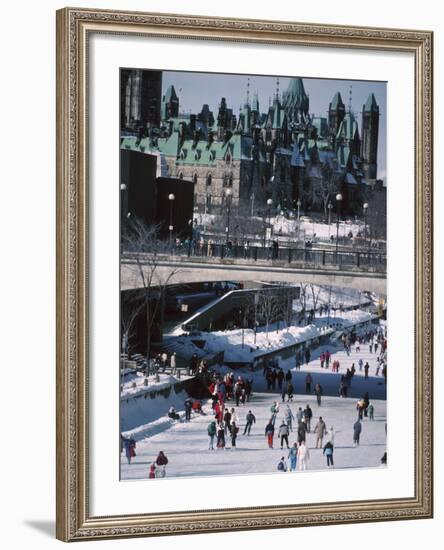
[{"xmin": 130, "ymin": 242, "xmax": 387, "ymax": 272}]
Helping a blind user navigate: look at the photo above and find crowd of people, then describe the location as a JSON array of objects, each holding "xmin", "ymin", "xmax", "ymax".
[{"xmin": 122, "ymin": 321, "xmax": 387, "ymax": 477}]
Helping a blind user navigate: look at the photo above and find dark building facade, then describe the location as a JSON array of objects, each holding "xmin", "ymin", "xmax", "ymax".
[
  {"xmin": 120, "ymin": 69, "xmax": 162, "ymax": 131},
  {"xmin": 120, "ymin": 149, "xmax": 157, "ymax": 228}
]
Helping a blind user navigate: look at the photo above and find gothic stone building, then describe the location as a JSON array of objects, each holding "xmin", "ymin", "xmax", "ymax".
[{"xmin": 121, "ymin": 75, "xmax": 381, "ymax": 218}]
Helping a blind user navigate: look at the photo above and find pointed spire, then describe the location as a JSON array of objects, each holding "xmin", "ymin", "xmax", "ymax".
[
  {"xmin": 364, "ymin": 93, "xmax": 379, "ymax": 112},
  {"xmin": 275, "ymin": 77, "xmax": 280, "ymax": 101},
  {"xmin": 246, "ymin": 77, "xmax": 250, "ymax": 106},
  {"xmin": 348, "ymin": 85, "xmax": 353, "ymax": 113},
  {"xmin": 330, "ymin": 92, "xmax": 345, "ymax": 110}
]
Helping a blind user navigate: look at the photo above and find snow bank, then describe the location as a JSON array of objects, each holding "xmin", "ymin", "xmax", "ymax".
[
  {"xmin": 121, "ymin": 372, "xmax": 191, "ymax": 399},
  {"xmin": 171, "ymin": 309, "xmax": 374, "ymax": 364}
]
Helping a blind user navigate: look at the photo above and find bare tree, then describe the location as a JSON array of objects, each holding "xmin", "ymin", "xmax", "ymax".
[
  {"xmin": 309, "ymin": 284, "xmax": 322, "ymax": 320},
  {"xmin": 121, "ymin": 290, "xmax": 145, "ymax": 357},
  {"xmin": 122, "ymin": 218, "xmax": 180, "ymax": 373}
]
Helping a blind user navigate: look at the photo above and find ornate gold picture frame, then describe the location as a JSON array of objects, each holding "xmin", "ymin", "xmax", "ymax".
[{"xmin": 56, "ymin": 7, "xmax": 433, "ymax": 541}]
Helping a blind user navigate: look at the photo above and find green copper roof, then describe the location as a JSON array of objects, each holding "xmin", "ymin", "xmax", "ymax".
[
  {"xmin": 282, "ymin": 78, "xmax": 309, "ymax": 112},
  {"xmin": 163, "ymin": 85, "xmax": 178, "ymax": 101},
  {"xmin": 364, "ymin": 93, "xmax": 379, "ymax": 112},
  {"xmin": 336, "ymin": 112, "xmax": 359, "ymax": 142},
  {"xmin": 330, "ymin": 92, "xmax": 345, "ymax": 110}
]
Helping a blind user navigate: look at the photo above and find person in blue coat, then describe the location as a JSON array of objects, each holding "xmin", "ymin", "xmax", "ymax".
[{"xmin": 288, "ymin": 443, "xmax": 298, "ymax": 472}]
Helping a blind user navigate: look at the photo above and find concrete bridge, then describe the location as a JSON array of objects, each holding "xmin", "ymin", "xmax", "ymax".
[{"xmin": 121, "ymin": 253, "xmax": 387, "ymax": 295}]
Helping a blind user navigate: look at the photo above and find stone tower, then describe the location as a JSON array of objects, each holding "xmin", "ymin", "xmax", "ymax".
[
  {"xmin": 161, "ymin": 85, "xmax": 179, "ymax": 121},
  {"xmin": 328, "ymin": 91, "xmax": 346, "ymax": 137},
  {"xmin": 361, "ymin": 93, "xmax": 379, "ymax": 181}
]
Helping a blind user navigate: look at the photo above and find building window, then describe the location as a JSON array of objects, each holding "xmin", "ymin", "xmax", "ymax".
[
  {"xmin": 178, "ymin": 172, "xmax": 184, "ymax": 180},
  {"xmin": 206, "ymin": 174, "xmax": 212, "ymax": 186},
  {"xmin": 206, "ymin": 194, "xmax": 212, "ymax": 209},
  {"xmin": 193, "ymin": 173, "xmax": 198, "ymax": 185}
]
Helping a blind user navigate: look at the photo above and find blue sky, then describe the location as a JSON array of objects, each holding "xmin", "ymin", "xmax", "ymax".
[{"xmin": 162, "ymin": 71, "xmax": 387, "ymax": 182}]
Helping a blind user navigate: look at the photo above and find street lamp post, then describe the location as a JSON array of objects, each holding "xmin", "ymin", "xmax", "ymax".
[
  {"xmin": 265, "ymin": 198, "xmax": 273, "ymax": 246},
  {"xmin": 168, "ymin": 193, "xmax": 175, "ymax": 248},
  {"xmin": 363, "ymin": 202, "xmax": 369, "ymax": 245},
  {"xmin": 335, "ymin": 193, "xmax": 343, "ymax": 259},
  {"xmin": 296, "ymin": 199, "xmax": 301, "ymax": 222},
  {"xmin": 225, "ymin": 187, "xmax": 233, "ymax": 244},
  {"xmin": 327, "ymin": 201, "xmax": 333, "ymax": 225}
]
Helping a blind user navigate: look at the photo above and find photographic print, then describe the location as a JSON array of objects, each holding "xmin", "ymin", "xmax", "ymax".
[{"xmin": 119, "ymin": 69, "xmax": 388, "ymax": 481}]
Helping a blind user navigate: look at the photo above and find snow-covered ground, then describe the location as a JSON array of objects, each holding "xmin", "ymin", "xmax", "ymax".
[
  {"xmin": 166, "ymin": 309, "xmax": 375, "ymax": 364},
  {"xmin": 121, "ymin": 372, "xmax": 192, "ymax": 399},
  {"xmin": 121, "ymin": 340, "xmax": 387, "ymax": 480},
  {"xmin": 193, "ymin": 212, "xmax": 365, "ymax": 242}
]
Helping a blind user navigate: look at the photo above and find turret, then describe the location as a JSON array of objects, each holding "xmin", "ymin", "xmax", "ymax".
[
  {"xmin": 361, "ymin": 93, "xmax": 379, "ymax": 180},
  {"xmin": 328, "ymin": 92, "xmax": 346, "ymax": 137},
  {"xmin": 161, "ymin": 85, "xmax": 179, "ymax": 120}
]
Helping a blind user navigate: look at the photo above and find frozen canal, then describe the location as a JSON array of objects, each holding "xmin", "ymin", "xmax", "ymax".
[{"xmin": 121, "ymin": 343, "xmax": 387, "ymax": 480}]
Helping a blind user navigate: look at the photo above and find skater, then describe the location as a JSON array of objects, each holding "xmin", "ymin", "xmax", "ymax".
[
  {"xmin": 278, "ymin": 421, "xmax": 290, "ymax": 449},
  {"xmin": 265, "ymin": 420, "xmax": 275, "ymax": 448},
  {"xmin": 155, "ymin": 451, "xmax": 168, "ymax": 478},
  {"xmin": 148, "ymin": 463, "xmax": 156, "ymax": 479},
  {"xmin": 231, "ymin": 422, "xmax": 239, "ymax": 448},
  {"xmin": 184, "ymin": 397, "xmax": 193, "ymax": 422},
  {"xmin": 277, "ymin": 457, "xmax": 288, "ymax": 472},
  {"xmin": 297, "ymin": 441, "xmax": 310, "ymax": 471},
  {"xmin": 216, "ymin": 422, "xmax": 226, "ymax": 449},
  {"xmin": 325, "ymin": 350, "xmax": 331, "ymax": 368},
  {"xmin": 168, "ymin": 405, "xmax": 180, "ymax": 420},
  {"xmin": 297, "ymin": 420, "xmax": 307, "ymax": 445},
  {"xmin": 296, "ymin": 407, "xmax": 304, "ymax": 424},
  {"xmin": 364, "ymin": 362, "xmax": 370, "ymax": 379},
  {"xmin": 170, "ymin": 352, "xmax": 177, "ymax": 374},
  {"xmin": 368, "ymin": 403, "xmax": 374, "ymax": 420},
  {"xmin": 284, "ymin": 405, "xmax": 294, "ymax": 431},
  {"xmin": 320, "ymin": 351, "xmax": 326, "ymax": 369},
  {"xmin": 303, "ymin": 404, "xmax": 313, "ymax": 432},
  {"xmin": 305, "ymin": 373, "xmax": 313, "ymax": 394},
  {"xmin": 314, "ymin": 383, "xmax": 323, "ymax": 406},
  {"xmin": 353, "ymin": 419, "xmax": 362, "ymax": 446},
  {"xmin": 356, "ymin": 399, "xmax": 365, "ymax": 420},
  {"xmin": 230, "ymin": 407, "xmax": 239, "ymax": 427},
  {"xmin": 287, "ymin": 382, "xmax": 294, "ymax": 402},
  {"xmin": 122, "ymin": 436, "xmax": 136, "ymax": 465},
  {"xmin": 314, "ymin": 416, "xmax": 327, "ymax": 448},
  {"xmin": 358, "ymin": 358, "xmax": 364, "ymax": 372},
  {"xmin": 304, "ymin": 347, "xmax": 311, "ymax": 365},
  {"xmin": 208, "ymin": 420, "xmax": 217, "ymax": 450},
  {"xmin": 288, "ymin": 443, "xmax": 298, "ymax": 472},
  {"xmin": 281, "ymin": 383, "xmax": 287, "ymax": 403},
  {"xmin": 323, "ymin": 441, "xmax": 334, "ymax": 467},
  {"xmin": 243, "ymin": 410, "xmax": 256, "ymax": 435},
  {"xmin": 277, "ymin": 369, "xmax": 285, "ymax": 391},
  {"xmin": 285, "ymin": 369, "xmax": 292, "ymax": 383},
  {"xmin": 223, "ymin": 408, "xmax": 232, "ymax": 435},
  {"xmin": 327, "ymin": 425, "xmax": 335, "ymax": 445},
  {"xmin": 270, "ymin": 401, "xmax": 280, "ymax": 425}
]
